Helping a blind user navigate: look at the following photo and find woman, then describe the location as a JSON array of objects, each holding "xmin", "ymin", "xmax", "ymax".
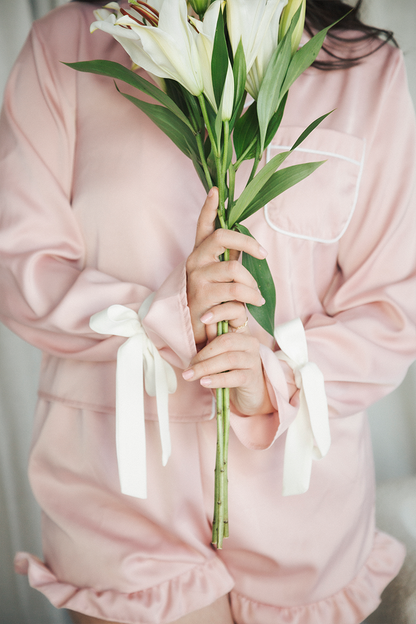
[{"xmin": 0, "ymin": 1, "xmax": 415, "ymax": 623}]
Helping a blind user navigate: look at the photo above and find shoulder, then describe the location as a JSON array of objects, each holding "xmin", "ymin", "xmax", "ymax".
[
  {"xmin": 32, "ymin": 1, "xmax": 95, "ymax": 38},
  {"xmin": 321, "ymin": 31, "xmax": 404, "ymax": 85},
  {"xmin": 20, "ymin": 1, "xmax": 126, "ymax": 90},
  {"xmin": 30, "ymin": 1, "xmax": 114, "ymax": 63}
]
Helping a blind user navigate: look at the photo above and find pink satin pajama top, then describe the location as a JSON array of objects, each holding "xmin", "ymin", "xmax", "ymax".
[{"xmin": 0, "ymin": 3, "xmax": 416, "ymax": 623}]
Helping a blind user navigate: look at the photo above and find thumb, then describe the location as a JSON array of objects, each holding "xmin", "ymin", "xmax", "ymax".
[{"xmin": 194, "ymin": 187, "xmax": 218, "ymax": 249}]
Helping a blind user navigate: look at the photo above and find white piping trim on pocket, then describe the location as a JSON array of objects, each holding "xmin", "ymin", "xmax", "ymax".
[{"xmin": 264, "ymin": 140, "xmax": 366, "ymax": 244}]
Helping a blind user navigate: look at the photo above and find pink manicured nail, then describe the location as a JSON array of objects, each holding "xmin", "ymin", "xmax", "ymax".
[
  {"xmin": 260, "ymin": 296, "xmax": 266, "ymax": 305},
  {"xmin": 259, "ymin": 246, "xmax": 268, "ymax": 258},
  {"xmin": 200, "ymin": 377, "xmax": 212, "ymax": 387},
  {"xmin": 182, "ymin": 369, "xmax": 194, "ymax": 381},
  {"xmin": 200, "ymin": 312, "xmax": 214, "ymax": 324}
]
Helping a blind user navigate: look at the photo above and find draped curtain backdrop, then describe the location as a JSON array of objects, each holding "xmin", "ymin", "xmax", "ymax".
[{"xmin": 0, "ymin": 1, "xmax": 415, "ymax": 623}]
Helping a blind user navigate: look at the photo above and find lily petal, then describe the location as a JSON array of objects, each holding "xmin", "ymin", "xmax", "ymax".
[{"xmin": 226, "ymin": 0, "xmax": 288, "ymax": 99}]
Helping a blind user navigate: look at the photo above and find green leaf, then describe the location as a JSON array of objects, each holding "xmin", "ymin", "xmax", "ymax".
[
  {"xmin": 192, "ymin": 156, "xmax": 211, "ymax": 193},
  {"xmin": 238, "ymin": 160, "xmax": 326, "ymax": 222},
  {"xmin": 227, "ymin": 149, "xmax": 292, "ymax": 227},
  {"xmin": 204, "ymin": 136, "xmax": 218, "ymax": 186},
  {"xmin": 214, "ymin": 106, "xmax": 223, "ymax": 150},
  {"xmin": 291, "ymin": 110, "xmax": 334, "ymax": 151},
  {"xmin": 281, "ymin": 31, "xmax": 327, "ymax": 97},
  {"xmin": 256, "ymin": 13, "xmax": 295, "ymax": 153},
  {"xmin": 166, "ymin": 79, "xmax": 203, "ymax": 132},
  {"xmin": 117, "ymin": 87, "xmax": 199, "ymax": 161},
  {"xmin": 225, "ymin": 126, "xmax": 233, "ymax": 171},
  {"xmin": 202, "ymin": 95, "xmax": 220, "ymax": 152},
  {"xmin": 230, "ymin": 39, "xmax": 247, "ymax": 128},
  {"xmin": 233, "ymin": 101, "xmax": 259, "ymax": 163},
  {"xmin": 229, "ymin": 92, "xmax": 246, "ymax": 137},
  {"xmin": 235, "ymin": 223, "xmax": 276, "ymax": 337},
  {"xmin": 230, "ymin": 108, "xmax": 333, "ymax": 225},
  {"xmin": 164, "ymin": 79, "xmax": 188, "ymax": 116},
  {"xmin": 65, "ymin": 60, "xmax": 195, "ymax": 132},
  {"xmin": 264, "ymin": 91, "xmax": 288, "ymax": 151},
  {"xmin": 211, "ymin": 7, "xmax": 229, "ymax": 109},
  {"xmin": 280, "ymin": 13, "xmax": 347, "ymax": 98}
]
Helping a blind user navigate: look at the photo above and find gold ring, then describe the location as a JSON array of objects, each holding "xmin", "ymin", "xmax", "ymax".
[{"xmin": 234, "ymin": 318, "xmax": 248, "ymax": 332}]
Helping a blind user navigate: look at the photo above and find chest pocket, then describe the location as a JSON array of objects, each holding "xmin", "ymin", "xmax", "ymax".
[{"xmin": 264, "ymin": 127, "xmax": 365, "ymax": 243}]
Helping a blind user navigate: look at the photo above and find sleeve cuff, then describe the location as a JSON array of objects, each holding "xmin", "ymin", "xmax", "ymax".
[
  {"xmin": 229, "ymin": 344, "xmax": 299, "ymax": 450},
  {"xmin": 141, "ymin": 262, "xmax": 196, "ymax": 369}
]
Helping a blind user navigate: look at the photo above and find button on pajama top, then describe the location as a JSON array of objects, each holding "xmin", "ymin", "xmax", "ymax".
[{"xmin": 0, "ymin": 3, "xmax": 415, "ymax": 623}]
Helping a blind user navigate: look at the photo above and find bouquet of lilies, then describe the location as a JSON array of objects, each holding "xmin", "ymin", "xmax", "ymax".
[{"xmin": 68, "ymin": 0, "xmax": 335, "ymax": 548}]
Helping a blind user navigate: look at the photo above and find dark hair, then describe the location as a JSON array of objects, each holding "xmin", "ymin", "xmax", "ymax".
[
  {"xmin": 305, "ymin": 0, "xmax": 397, "ymax": 69},
  {"xmin": 74, "ymin": 0, "xmax": 397, "ymax": 70}
]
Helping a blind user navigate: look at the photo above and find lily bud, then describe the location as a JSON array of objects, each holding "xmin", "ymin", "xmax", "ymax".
[
  {"xmin": 188, "ymin": 0, "xmax": 214, "ymax": 19},
  {"xmin": 278, "ymin": 0, "xmax": 306, "ymax": 55}
]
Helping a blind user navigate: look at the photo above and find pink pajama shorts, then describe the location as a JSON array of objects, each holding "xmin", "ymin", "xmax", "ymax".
[{"xmin": 15, "ymin": 399, "xmax": 405, "ymax": 624}]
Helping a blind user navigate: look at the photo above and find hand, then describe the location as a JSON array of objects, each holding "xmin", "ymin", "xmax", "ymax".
[
  {"xmin": 186, "ymin": 188, "xmax": 267, "ymax": 346},
  {"xmin": 184, "ymin": 187, "xmax": 274, "ymax": 416},
  {"xmin": 182, "ymin": 329, "xmax": 274, "ymax": 416}
]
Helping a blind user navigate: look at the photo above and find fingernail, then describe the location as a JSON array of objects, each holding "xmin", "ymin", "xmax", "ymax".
[
  {"xmin": 200, "ymin": 312, "xmax": 214, "ymax": 324},
  {"xmin": 182, "ymin": 369, "xmax": 194, "ymax": 381},
  {"xmin": 259, "ymin": 246, "xmax": 268, "ymax": 258},
  {"xmin": 200, "ymin": 377, "xmax": 212, "ymax": 387},
  {"xmin": 260, "ymin": 296, "xmax": 266, "ymax": 305},
  {"xmin": 208, "ymin": 188, "xmax": 215, "ymax": 197}
]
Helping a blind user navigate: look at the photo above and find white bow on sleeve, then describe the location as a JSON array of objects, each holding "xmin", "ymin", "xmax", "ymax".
[
  {"xmin": 274, "ymin": 318, "xmax": 330, "ymax": 496},
  {"xmin": 89, "ymin": 298, "xmax": 177, "ymax": 499}
]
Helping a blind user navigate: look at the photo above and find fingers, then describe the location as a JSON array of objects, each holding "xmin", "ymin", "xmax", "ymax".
[
  {"xmin": 200, "ymin": 302, "xmax": 248, "ymax": 331},
  {"xmin": 187, "ymin": 187, "xmax": 268, "ymax": 346},
  {"xmin": 182, "ymin": 332, "xmax": 258, "ymax": 389},
  {"xmin": 189, "ymin": 227, "xmax": 268, "ymax": 272},
  {"xmin": 193, "ymin": 188, "xmax": 268, "ymax": 263},
  {"xmin": 201, "ymin": 301, "xmax": 248, "ymax": 342},
  {"xmin": 201, "ymin": 277, "xmax": 264, "ymax": 310},
  {"xmin": 182, "ymin": 329, "xmax": 274, "ymax": 416},
  {"xmin": 189, "ymin": 259, "xmax": 265, "ymax": 310},
  {"xmin": 194, "ymin": 187, "xmax": 218, "ymax": 249},
  {"xmin": 187, "ymin": 255, "xmax": 264, "ymax": 344}
]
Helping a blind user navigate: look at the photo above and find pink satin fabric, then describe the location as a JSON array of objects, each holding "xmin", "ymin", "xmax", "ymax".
[
  {"xmin": 0, "ymin": 2, "xmax": 415, "ymax": 623},
  {"xmin": 15, "ymin": 401, "xmax": 405, "ymax": 623}
]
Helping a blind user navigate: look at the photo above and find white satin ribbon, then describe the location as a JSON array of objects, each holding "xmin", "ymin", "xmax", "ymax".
[
  {"xmin": 89, "ymin": 299, "xmax": 177, "ymax": 498},
  {"xmin": 274, "ymin": 318, "xmax": 330, "ymax": 496}
]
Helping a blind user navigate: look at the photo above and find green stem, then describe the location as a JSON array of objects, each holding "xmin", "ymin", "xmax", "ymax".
[
  {"xmin": 223, "ymin": 385, "xmax": 230, "ymax": 539},
  {"xmin": 218, "ymin": 120, "xmax": 230, "ymax": 226},
  {"xmin": 234, "ymin": 136, "xmax": 258, "ymax": 172},
  {"xmin": 216, "ymin": 152, "xmax": 225, "ymax": 223},
  {"xmin": 222, "ymin": 121, "xmax": 229, "ymax": 178},
  {"xmin": 198, "ymin": 94, "xmax": 219, "ymax": 159},
  {"xmin": 212, "ymin": 122, "xmax": 231, "ymax": 549},
  {"xmin": 247, "ymin": 150, "xmax": 262, "ymax": 185},
  {"xmin": 195, "ymin": 131, "xmax": 213, "ymax": 189},
  {"xmin": 212, "ymin": 320, "xmax": 224, "ymax": 547},
  {"xmin": 228, "ymin": 164, "xmax": 236, "ymax": 220}
]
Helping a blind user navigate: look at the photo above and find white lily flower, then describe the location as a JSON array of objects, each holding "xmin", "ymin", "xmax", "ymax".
[
  {"xmin": 191, "ymin": 0, "xmax": 234, "ymax": 118},
  {"xmin": 246, "ymin": 1, "xmax": 287, "ymax": 99},
  {"xmin": 90, "ymin": 0, "xmax": 204, "ymax": 98},
  {"xmin": 188, "ymin": 0, "xmax": 213, "ymax": 18},
  {"xmin": 226, "ymin": 0, "xmax": 288, "ymax": 100},
  {"xmin": 91, "ymin": 3, "xmax": 123, "ymax": 27},
  {"xmin": 278, "ymin": 0, "xmax": 306, "ymax": 55}
]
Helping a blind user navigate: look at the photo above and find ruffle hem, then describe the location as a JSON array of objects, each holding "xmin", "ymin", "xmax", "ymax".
[{"xmin": 15, "ymin": 531, "xmax": 404, "ymax": 624}]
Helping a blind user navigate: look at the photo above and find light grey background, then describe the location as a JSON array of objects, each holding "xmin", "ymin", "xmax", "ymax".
[{"xmin": 0, "ymin": 1, "xmax": 415, "ymax": 622}]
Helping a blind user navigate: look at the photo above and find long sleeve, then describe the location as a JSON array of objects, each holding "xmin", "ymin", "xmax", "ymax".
[
  {"xmin": 231, "ymin": 45, "xmax": 416, "ymax": 449},
  {"xmin": 0, "ymin": 10, "xmax": 196, "ymax": 371},
  {"xmin": 304, "ymin": 49, "xmax": 416, "ymax": 417},
  {"xmin": 0, "ymin": 5, "xmax": 219, "ymax": 419}
]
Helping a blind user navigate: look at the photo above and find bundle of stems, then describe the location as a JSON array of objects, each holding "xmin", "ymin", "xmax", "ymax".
[{"xmin": 68, "ymin": 0, "xmax": 338, "ymax": 548}]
